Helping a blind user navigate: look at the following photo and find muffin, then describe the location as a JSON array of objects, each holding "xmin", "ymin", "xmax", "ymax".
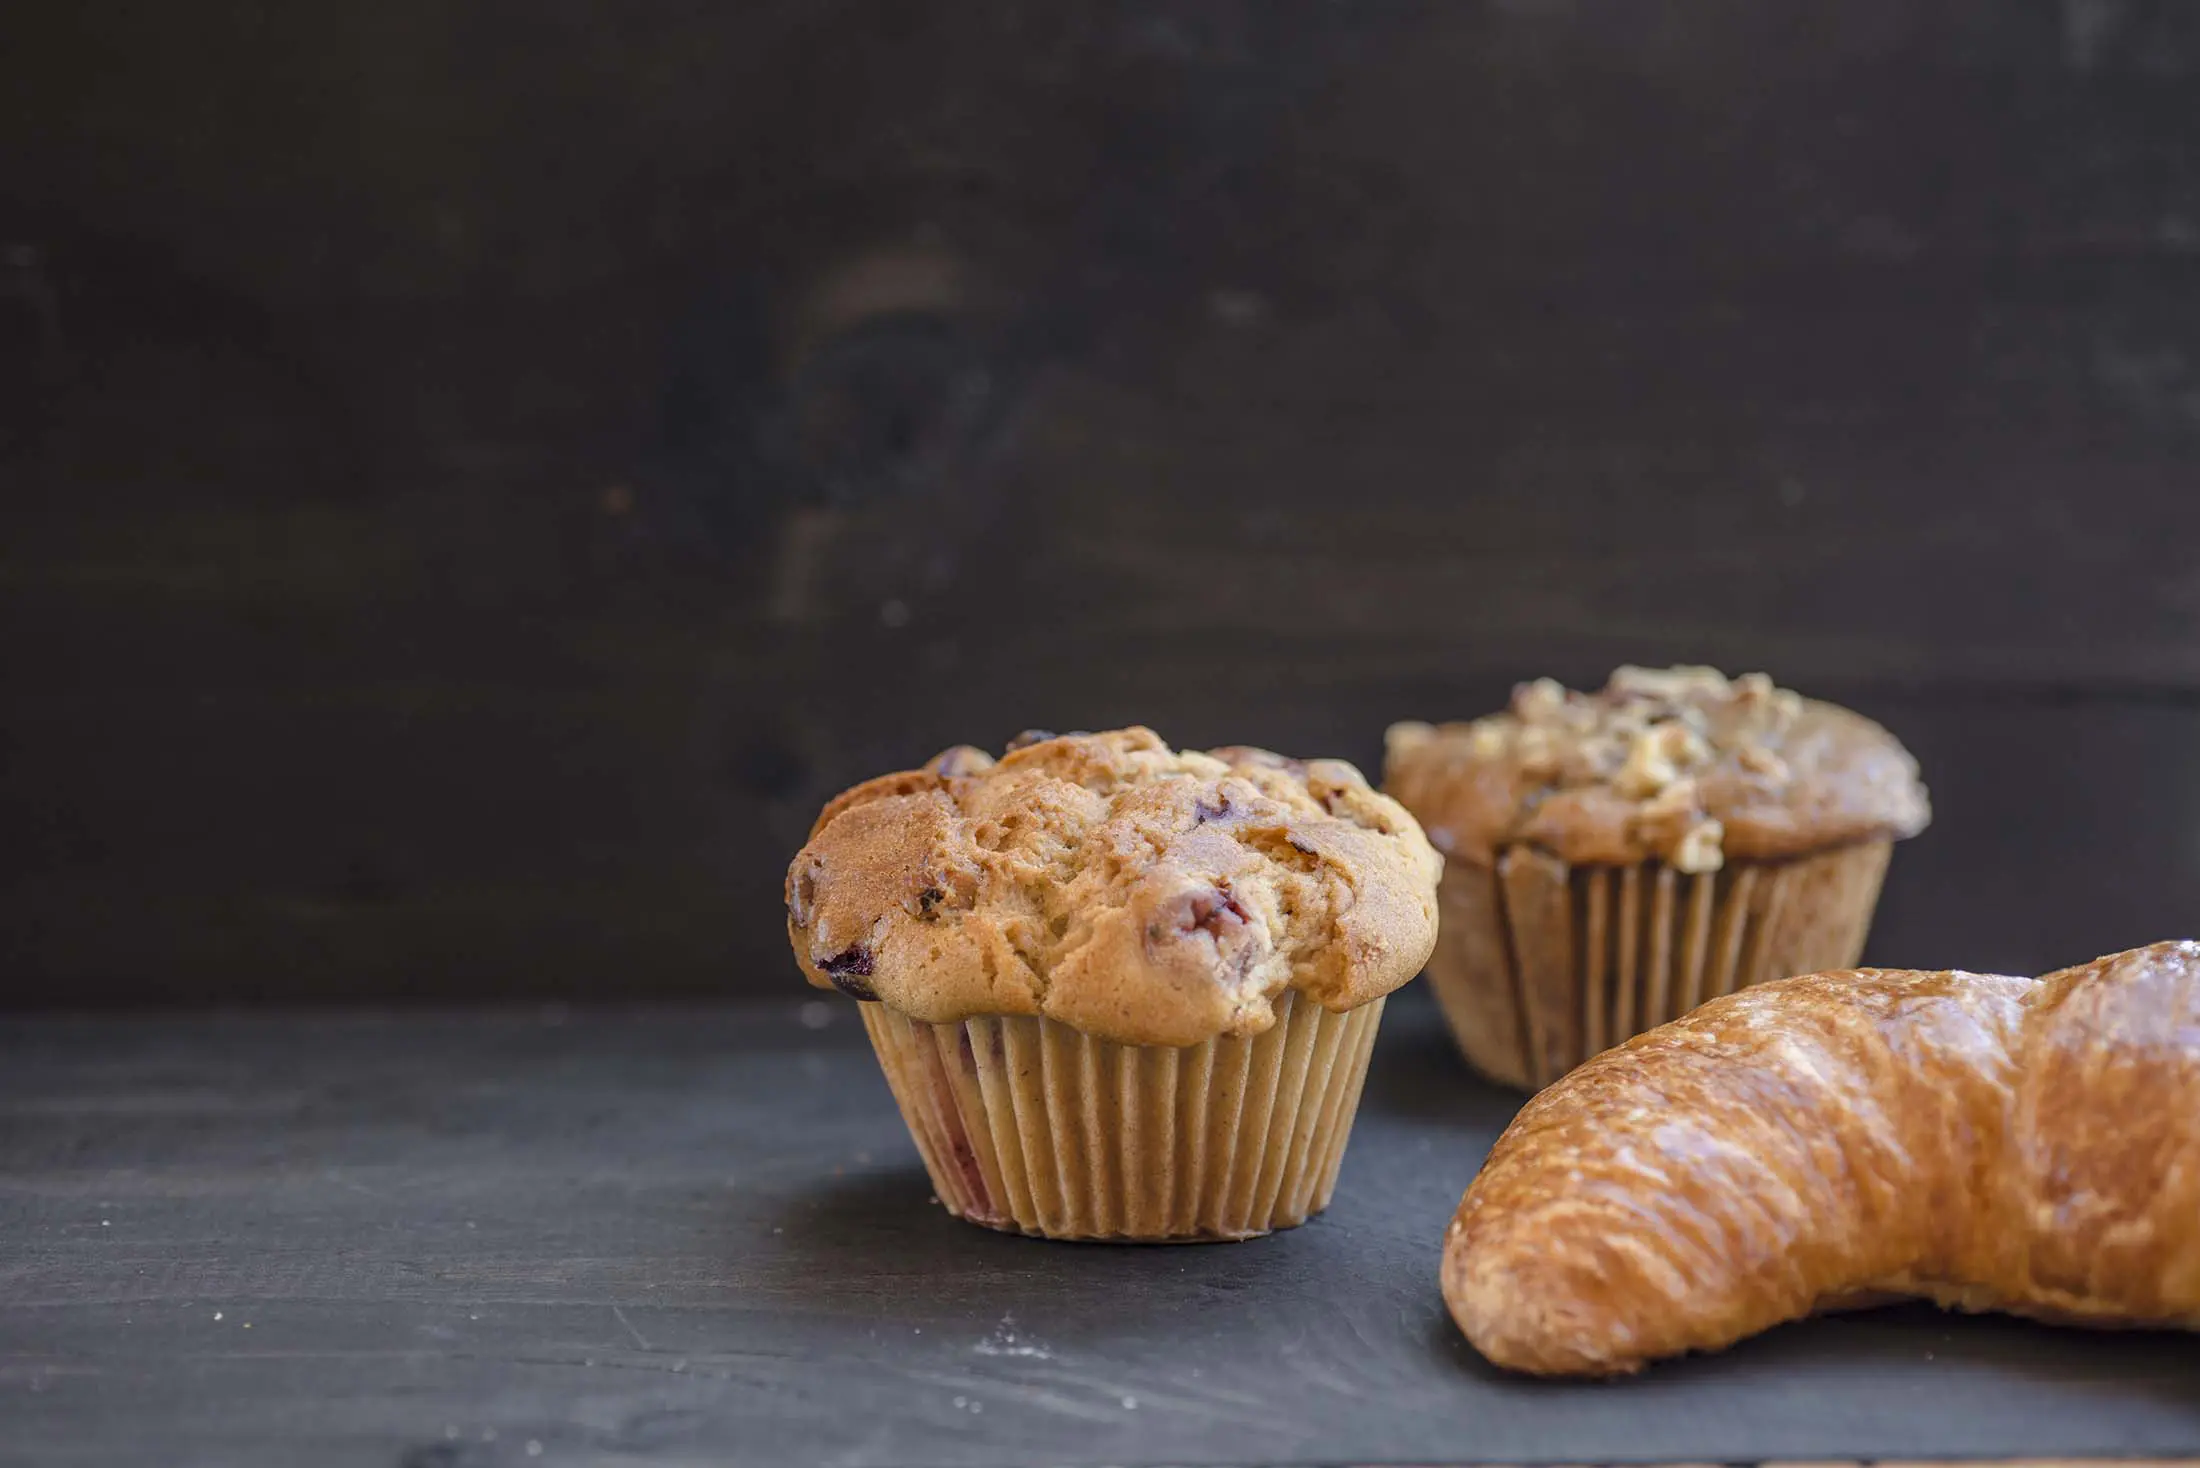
[
  {"xmin": 1383, "ymin": 665, "xmax": 1929, "ymax": 1090},
  {"xmin": 786, "ymin": 727, "xmax": 1443, "ymax": 1241}
]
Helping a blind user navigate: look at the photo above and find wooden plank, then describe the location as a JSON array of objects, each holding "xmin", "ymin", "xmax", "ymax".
[
  {"xmin": 8, "ymin": 4, "xmax": 2200, "ymax": 306},
  {"xmin": 4, "ymin": 691, "xmax": 2200, "ymax": 1007},
  {"xmin": 8, "ymin": 3, "xmax": 2200, "ymax": 1006},
  {"xmin": 1423, "ymin": 1462, "xmax": 2200, "ymax": 1468},
  {"xmin": 2, "ymin": 999, "xmax": 2197, "ymax": 1467}
]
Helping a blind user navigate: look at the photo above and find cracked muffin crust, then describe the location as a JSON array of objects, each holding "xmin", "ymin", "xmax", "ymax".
[
  {"xmin": 1384, "ymin": 665, "xmax": 1930, "ymax": 875},
  {"xmin": 1382, "ymin": 667, "xmax": 1931, "ymax": 1090},
  {"xmin": 787, "ymin": 727, "xmax": 1443, "ymax": 1047}
]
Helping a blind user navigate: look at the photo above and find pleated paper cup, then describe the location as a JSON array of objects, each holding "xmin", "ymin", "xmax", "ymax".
[
  {"xmin": 858, "ymin": 989, "xmax": 1385, "ymax": 1241},
  {"xmin": 1427, "ymin": 839, "xmax": 1893, "ymax": 1090}
]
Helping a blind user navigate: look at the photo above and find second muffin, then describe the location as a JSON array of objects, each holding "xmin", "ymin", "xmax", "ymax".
[
  {"xmin": 1384, "ymin": 666, "xmax": 1929, "ymax": 1090},
  {"xmin": 788, "ymin": 727, "xmax": 1443, "ymax": 1241}
]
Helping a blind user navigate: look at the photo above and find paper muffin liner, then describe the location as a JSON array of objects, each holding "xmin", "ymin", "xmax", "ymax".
[
  {"xmin": 1427, "ymin": 838, "xmax": 1893, "ymax": 1090},
  {"xmin": 858, "ymin": 989, "xmax": 1385, "ymax": 1241}
]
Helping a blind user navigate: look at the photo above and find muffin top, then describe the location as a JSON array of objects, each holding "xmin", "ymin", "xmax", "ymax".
[
  {"xmin": 1383, "ymin": 665, "xmax": 1929, "ymax": 873},
  {"xmin": 786, "ymin": 727, "xmax": 1443, "ymax": 1046}
]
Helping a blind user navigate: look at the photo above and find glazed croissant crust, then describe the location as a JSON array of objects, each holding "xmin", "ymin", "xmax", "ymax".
[{"xmin": 1442, "ymin": 940, "xmax": 2200, "ymax": 1376}]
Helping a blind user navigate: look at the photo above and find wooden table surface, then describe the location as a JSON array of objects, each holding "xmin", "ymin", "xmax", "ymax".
[{"xmin": 5, "ymin": 991, "xmax": 2198, "ymax": 1468}]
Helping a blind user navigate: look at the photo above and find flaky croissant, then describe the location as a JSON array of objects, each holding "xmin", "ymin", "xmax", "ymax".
[{"xmin": 1442, "ymin": 940, "xmax": 2200, "ymax": 1376}]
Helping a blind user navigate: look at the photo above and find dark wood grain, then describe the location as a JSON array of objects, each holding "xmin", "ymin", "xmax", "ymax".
[
  {"xmin": 7, "ymin": 690, "xmax": 2198, "ymax": 1007},
  {"xmin": 7, "ymin": 2, "xmax": 2200, "ymax": 1003},
  {"xmin": 4, "ymin": 995, "xmax": 2198, "ymax": 1468}
]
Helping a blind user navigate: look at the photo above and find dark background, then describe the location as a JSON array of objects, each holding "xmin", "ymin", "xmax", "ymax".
[{"xmin": 5, "ymin": 0, "xmax": 2200, "ymax": 1007}]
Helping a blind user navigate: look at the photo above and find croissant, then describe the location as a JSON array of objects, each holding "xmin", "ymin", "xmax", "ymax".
[{"xmin": 1442, "ymin": 940, "xmax": 2200, "ymax": 1376}]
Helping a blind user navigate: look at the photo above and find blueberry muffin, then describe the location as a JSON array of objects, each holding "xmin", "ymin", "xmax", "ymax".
[
  {"xmin": 1385, "ymin": 666, "xmax": 1929, "ymax": 1090},
  {"xmin": 787, "ymin": 727, "xmax": 1443, "ymax": 1240}
]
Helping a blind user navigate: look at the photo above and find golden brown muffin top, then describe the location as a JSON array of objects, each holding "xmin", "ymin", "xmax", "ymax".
[
  {"xmin": 1383, "ymin": 665, "xmax": 1929, "ymax": 873},
  {"xmin": 785, "ymin": 727, "xmax": 1443, "ymax": 1046}
]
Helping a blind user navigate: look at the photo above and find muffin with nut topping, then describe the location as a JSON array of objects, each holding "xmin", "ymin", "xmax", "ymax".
[
  {"xmin": 1384, "ymin": 666, "xmax": 1928, "ymax": 1090},
  {"xmin": 787, "ymin": 727, "xmax": 1443, "ymax": 1240}
]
